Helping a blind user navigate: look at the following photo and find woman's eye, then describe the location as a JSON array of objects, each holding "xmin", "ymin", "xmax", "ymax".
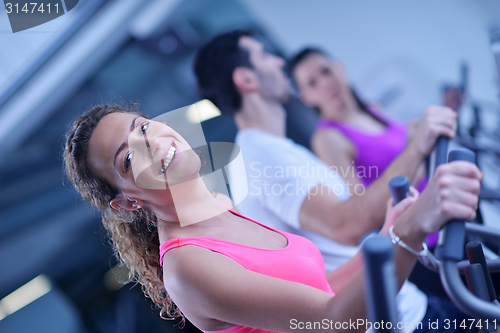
[
  {"xmin": 308, "ymin": 79, "xmax": 316, "ymax": 88},
  {"xmin": 141, "ymin": 121, "xmax": 149, "ymax": 134},
  {"xmin": 322, "ymin": 67, "xmax": 331, "ymax": 75},
  {"xmin": 124, "ymin": 152, "xmax": 133, "ymax": 171}
]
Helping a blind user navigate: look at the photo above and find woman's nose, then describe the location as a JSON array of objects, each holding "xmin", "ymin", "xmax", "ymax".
[
  {"xmin": 149, "ymin": 137, "xmax": 163, "ymax": 160},
  {"xmin": 320, "ymin": 74, "xmax": 335, "ymax": 89},
  {"xmin": 128, "ymin": 133, "xmax": 153, "ymax": 159}
]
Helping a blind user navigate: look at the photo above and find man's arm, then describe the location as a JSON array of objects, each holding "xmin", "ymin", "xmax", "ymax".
[
  {"xmin": 300, "ymin": 106, "xmax": 457, "ymax": 246},
  {"xmin": 300, "ymin": 145, "xmax": 422, "ymax": 245}
]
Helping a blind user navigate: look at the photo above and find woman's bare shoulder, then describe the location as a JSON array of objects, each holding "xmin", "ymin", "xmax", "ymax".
[{"xmin": 312, "ymin": 127, "xmax": 353, "ymax": 153}]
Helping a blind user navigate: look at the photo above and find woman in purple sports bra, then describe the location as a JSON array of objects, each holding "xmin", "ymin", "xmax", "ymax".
[
  {"xmin": 63, "ymin": 104, "xmax": 480, "ymax": 333},
  {"xmin": 290, "ymin": 48, "xmax": 446, "ymax": 247},
  {"xmin": 290, "ymin": 48, "xmax": 430, "ymax": 191}
]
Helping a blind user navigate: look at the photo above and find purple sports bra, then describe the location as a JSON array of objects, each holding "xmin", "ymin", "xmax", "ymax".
[
  {"xmin": 315, "ymin": 107, "xmax": 427, "ymax": 192},
  {"xmin": 315, "ymin": 108, "xmax": 407, "ymax": 187}
]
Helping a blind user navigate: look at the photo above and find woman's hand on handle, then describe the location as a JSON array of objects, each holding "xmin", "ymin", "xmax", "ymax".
[
  {"xmin": 380, "ymin": 186, "xmax": 420, "ymax": 234},
  {"xmin": 380, "ymin": 186, "xmax": 419, "ymax": 235},
  {"xmin": 421, "ymin": 161, "xmax": 481, "ymax": 230},
  {"xmin": 408, "ymin": 106, "xmax": 457, "ymax": 158}
]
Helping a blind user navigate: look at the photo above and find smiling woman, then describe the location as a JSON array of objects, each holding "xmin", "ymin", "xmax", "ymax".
[
  {"xmin": 63, "ymin": 104, "xmax": 179, "ymax": 317},
  {"xmin": 63, "ymin": 103, "xmax": 481, "ymax": 333}
]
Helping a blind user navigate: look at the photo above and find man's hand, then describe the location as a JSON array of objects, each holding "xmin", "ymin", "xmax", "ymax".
[{"xmin": 396, "ymin": 161, "xmax": 481, "ymax": 241}]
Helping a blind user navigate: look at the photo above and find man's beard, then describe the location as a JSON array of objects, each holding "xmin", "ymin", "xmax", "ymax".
[{"xmin": 257, "ymin": 73, "xmax": 293, "ymax": 103}]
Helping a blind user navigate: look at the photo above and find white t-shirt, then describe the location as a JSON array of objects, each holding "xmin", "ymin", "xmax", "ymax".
[{"xmin": 228, "ymin": 128, "xmax": 427, "ymax": 333}]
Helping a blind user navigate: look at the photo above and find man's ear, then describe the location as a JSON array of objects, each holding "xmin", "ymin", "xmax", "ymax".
[
  {"xmin": 233, "ymin": 67, "xmax": 258, "ymax": 92},
  {"xmin": 110, "ymin": 195, "xmax": 143, "ymax": 211}
]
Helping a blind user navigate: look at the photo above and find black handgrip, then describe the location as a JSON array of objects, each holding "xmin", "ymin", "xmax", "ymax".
[
  {"xmin": 464, "ymin": 264, "xmax": 498, "ymax": 333},
  {"xmin": 363, "ymin": 236, "xmax": 399, "ymax": 332},
  {"xmin": 388, "ymin": 176, "xmax": 410, "ymax": 205},
  {"xmin": 448, "ymin": 149, "xmax": 475, "ymax": 164},
  {"xmin": 466, "ymin": 241, "xmax": 497, "ymax": 301},
  {"xmin": 434, "ymin": 136, "xmax": 449, "ymax": 169},
  {"xmin": 465, "ymin": 264, "xmax": 490, "ymax": 302},
  {"xmin": 435, "ymin": 149, "xmax": 476, "ymax": 261},
  {"xmin": 440, "ymin": 261, "xmax": 500, "ymax": 320}
]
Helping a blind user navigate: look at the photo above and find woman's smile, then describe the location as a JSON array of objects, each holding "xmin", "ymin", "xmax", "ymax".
[{"xmin": 159, "ymin": 144, "xmax": 176, "ymax": 175}]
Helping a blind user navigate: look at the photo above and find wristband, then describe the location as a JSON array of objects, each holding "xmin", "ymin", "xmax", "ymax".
[{"xmin": 389, "ymin": 226, "xmax": 429, "ymax": 258}]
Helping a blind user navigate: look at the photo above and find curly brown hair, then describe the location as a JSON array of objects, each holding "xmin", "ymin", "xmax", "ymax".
[{"xmin": 63, "ymin": 104, "xmax": 182, "ymax": 320}]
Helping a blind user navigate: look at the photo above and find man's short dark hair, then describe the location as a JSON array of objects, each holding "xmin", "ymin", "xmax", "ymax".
[{"xmin": 194, "ymin": 30, "xmax": 253, "ymax": 117}]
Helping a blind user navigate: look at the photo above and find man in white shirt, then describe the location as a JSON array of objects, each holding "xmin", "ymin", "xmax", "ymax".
[{"xmin": 194, "ymin": 30, "xmax": 462, "ymax": 332}]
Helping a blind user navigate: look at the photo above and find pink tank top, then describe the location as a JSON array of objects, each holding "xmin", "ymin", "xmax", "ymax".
[
  {"xmin": 159, "ymin": 210, "xmax": 335, "ymax": 333},
  {"xmin": 315, "ymin": 107, "xmax": 427, "ymax": 192}
]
